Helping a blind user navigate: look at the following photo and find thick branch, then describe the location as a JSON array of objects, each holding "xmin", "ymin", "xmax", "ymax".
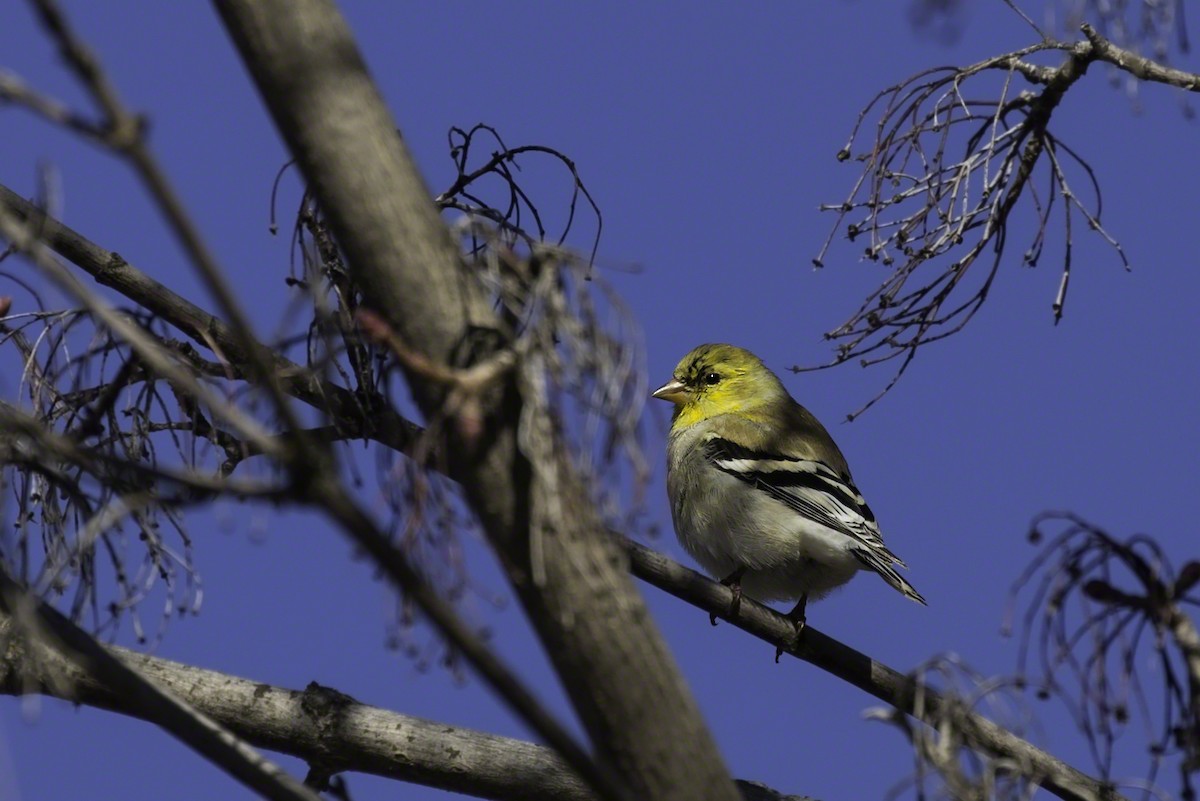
[
  {"xmin": 0, "ymin": 604, "xmax": 810, "ymax": 801},
  {"xmin": 211, "ymin": 2, "xmax": 739, "ymax": 800},
  {"xmin": 0, "ymin": 568, "xmax": 318, "ymax": 801},
  {"xmin": 0, "ymin": 606, "xmax": 585, "ymax": 800}
]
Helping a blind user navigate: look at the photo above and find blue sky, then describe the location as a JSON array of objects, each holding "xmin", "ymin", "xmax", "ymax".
[{"xmin": 2, "ymin": 2, "xmax": 1198, "ymax": 800}]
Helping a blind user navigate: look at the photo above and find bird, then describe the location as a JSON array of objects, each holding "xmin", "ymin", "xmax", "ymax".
[{"xmin": 652, "ymin": 343, "xmax": 925, "ymax": 639}]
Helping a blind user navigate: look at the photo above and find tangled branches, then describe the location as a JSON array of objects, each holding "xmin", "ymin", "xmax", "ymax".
[
  {"xmin": 0, "ymin": 297, "xmax": 216, "ymax": 642},
  {"xmin": 267, "ymin": 124, "xmax": 642, "ymax": 649},
  {"xmin": 868, "ymin": 654, "xmax": 1042, "ymax": 801},
  {"xmin": 436, "ymin": 123, "xmax": 603, "ymax": 265},
  {"xmin": 809, "ymin": 29, "xmax": 1137, "ymax": 417},
  {"xmin": 1007, "ymin": 512, "xmax": 1200, "ymax": 799},
  {"xmin": 353, "ymin": 225, "xmax": 652, "ymax": 605},
  {"xmin": 810, "ymin": 7, "xmax": 1200, "ymax": 418},
  {"xmin": 0, "ymin": 111, "xmax": 638, "ymax": 658}
]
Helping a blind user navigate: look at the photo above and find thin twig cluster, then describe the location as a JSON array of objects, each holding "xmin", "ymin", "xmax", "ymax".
[
  {"xmin": 0, "ymin": 276, "xmax": 207, "ymax": 642},
  {"xmin": 1007, "ymin": 512, "xmax": 1200, "ymax": 799},
  {"xmin": 808, "ymin": 31, "xmax": 1132, "ymax": 418},
  {"xmin": 270, "ymin": 131, "xmax": 645, "ymax": 657},
  {"xmin": 869, "ymin": 653, "xmax": 1042, "ymax": 801},
  {"xmin": 810, "ymin": 6, "xmax": 1199, "ymax": 418}
]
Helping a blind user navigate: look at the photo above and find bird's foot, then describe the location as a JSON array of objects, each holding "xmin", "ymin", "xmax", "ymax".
[
  {"xmin": 775, "ymin": 595, "xmax": 808, "ymax": 663},
  {"xmin": 709, "ymin": 568, "xmax": 746, "ymax": 626}
]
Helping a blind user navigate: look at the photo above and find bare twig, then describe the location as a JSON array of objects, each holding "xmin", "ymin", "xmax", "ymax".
[
  {"xmin": 809, "ymin": 18, "xmax": 1197, "ymax": 415},
  {"xmin": 0, "ymin": 69, "xmax": 105, "ymax": 140},
  {"xmin": 626, "ymin": 538, "xmax": 1125, "ymax": 801},
  {"xmin": 27, "ymin": 0, "xmax": 305, "ymax": 442},
  {"xmin": 1007, "ymin": 513, "xmax": 1200, "ymax": 798}
]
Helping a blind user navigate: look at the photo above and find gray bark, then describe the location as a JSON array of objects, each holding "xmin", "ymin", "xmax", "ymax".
[
  {"xmin": 0, "ymin": 607, "xmax": 809, "ymax": 801},
  {"xmin": 210, "ymin": 1, "xmax": 740, "ymax": 799}
]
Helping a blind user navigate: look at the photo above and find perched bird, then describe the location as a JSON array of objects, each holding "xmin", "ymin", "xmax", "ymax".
[{"xmin": 653, "ymin": 343, "xmax": 925, "ymax": 633}]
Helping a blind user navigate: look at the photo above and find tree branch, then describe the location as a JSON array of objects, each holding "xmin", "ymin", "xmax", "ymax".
[
  {"xmin": 0, "ymin": 182, "xmax": 425, "ymax": 459},
  {"xmin": 0, "ymin": 602, "xmax": 585, "ymax": 800},
  {"xmin": 210, "ymin": 2, "xmax": 740, "ymax": 800},
  {"xmin": 0, "ymin": 602, "xmax": 812, "ymax": 801},
  {"xmin": 1080, "ymin": 22, "xmax": 1200, "ymax": 92},
  {"xmin": 810, "ymin": 18, "xmax": 1198, "ymax": 412},
  {"xmin": 0, "ymin": 566, "xmax": 319, "ymax": 801},
  {"xmin": 29, "ymin": 0, "xmax": 305, "ymax": 438},
  {"xmin": 625, "ymin": 539, "xmax": 1127, "ymax": 801},
  {"xmin": 0, "ymin": 201, "xmax": 281, "ymax": 456}
]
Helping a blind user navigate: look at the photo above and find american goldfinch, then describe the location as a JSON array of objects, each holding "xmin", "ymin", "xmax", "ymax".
[{"xmin": 653, "ymin": 343, "xmax": 925, "ymax": 630}]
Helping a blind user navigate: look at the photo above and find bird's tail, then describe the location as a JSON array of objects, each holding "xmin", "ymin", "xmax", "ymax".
[{"xmin": 852, "ymin": 548, "xmax": 927, "ymax": 606}]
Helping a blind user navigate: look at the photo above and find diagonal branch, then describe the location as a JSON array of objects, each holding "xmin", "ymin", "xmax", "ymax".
[
  {"xmin": 211, "ymin": 3, "xmax": 741, "ymax": 800},
  {"xmin": 0, "ymin": 182, "xmax": 424, "ymax": 458},
  {"xmin": 1080, "ymin": 23, "xmax": 1200, "ymax": 93},
  {"xmin": 0, "ymin": 565, "xmax": 320, "ymax": 801},
  {"xmin": 625, "ymin": 539, "xmax": 1126, "ymax": 801},
  {"xmin": 0, "ymin": 601, "xmax": 812, "ymax": 801}
]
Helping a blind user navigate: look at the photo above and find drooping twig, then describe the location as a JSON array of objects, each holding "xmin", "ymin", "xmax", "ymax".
[
  {"xmin": 807, "ymin": 17, "xmax": 1200, "ymax": 416},
  {"xmin": 1007, "ymin": 512, "xmax": 1199, "ymax": 799}
]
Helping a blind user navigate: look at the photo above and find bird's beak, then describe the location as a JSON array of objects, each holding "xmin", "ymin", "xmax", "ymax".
[{"xmin": 651, "ymin": 378, "xmax": 688, "ymax": 404}]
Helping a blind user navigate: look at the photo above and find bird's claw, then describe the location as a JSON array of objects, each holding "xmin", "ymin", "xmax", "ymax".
[
  {"xmin": 774, "ymin": 616, "xmax": 806, "ymax": 663},
  {"xmin": 710, "ymin": 569, "xmax": 745, "ymax": 626},
  {"xmin": 774, "ymin": 594, "xmax": 808, "ymax": 663}
]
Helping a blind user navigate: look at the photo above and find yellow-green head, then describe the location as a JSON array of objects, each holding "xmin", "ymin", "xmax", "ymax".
[{"xmin": 652, "ymin": 343, "xmax": 788, "ymax": 428}]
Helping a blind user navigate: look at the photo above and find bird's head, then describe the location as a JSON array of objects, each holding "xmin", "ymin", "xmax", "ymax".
[{"xmin": 652, "ymin": 343, "xmax": 787, "ymax": 427}]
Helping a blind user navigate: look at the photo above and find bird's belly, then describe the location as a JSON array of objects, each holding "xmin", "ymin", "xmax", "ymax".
[{"xmin": 670, "ymin": 465, "xmax": 861, "ymax": 602}]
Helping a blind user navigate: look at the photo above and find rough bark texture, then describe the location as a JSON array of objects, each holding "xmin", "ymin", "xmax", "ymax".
[
  {"xmin": 0, "ymin": 610, "xmax": 585, "ymax": 800},
  {"xmin": 0, "ymin": 573, "xmax": 319, "ymax": 801},
  {"xmin": 0, "ymin": 609, "xmax": 812, "ymax": 801},
  {"xmin": 210, "ymin": 2, "xmax": 740, "ymax": 798}
]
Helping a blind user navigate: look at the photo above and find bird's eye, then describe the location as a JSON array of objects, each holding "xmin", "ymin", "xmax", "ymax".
[{"xmin": 703, "ymin": 372, "xmax": 721, "ymax": 386}]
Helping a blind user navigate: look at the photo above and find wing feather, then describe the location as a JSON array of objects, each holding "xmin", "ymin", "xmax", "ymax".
[{"xmin": 701, "ymin": 436, "xmax": 926, "ymax": 605}]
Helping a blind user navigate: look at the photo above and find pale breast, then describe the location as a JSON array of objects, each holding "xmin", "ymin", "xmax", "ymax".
[{"xmin": 666, "ymin": 426, "xmax": 863, "ymax": 601}]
